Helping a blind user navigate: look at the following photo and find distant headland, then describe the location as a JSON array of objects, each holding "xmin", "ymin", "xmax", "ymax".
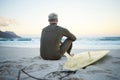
[{"xmin": 0, "ymin": 31, "xmax": 21, "ymax": 38}]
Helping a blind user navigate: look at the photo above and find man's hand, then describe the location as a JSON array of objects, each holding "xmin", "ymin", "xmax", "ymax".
[{"xmin": 69, "ymin": 54, "xmax": 74, "ymax": 57}]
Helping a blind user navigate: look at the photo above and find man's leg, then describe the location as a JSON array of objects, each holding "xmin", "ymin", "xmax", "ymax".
[
  {"xmin": 67, "ymin": 43, "xmax": 72, "ymax": 55},
  {"xmin": 60, "ymin": 38, "xmax": 73, "ymax": 56}
]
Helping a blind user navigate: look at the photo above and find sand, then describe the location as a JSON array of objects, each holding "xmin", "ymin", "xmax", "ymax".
[{"xmin": 0, "ymin": 47, "xmax": 120, "ymax": 80}]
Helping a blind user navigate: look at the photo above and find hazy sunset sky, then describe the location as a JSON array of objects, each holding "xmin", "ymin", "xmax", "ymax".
[{"xmin": 0, "ymin": 0, "xmax": 120, "ymax": 36}]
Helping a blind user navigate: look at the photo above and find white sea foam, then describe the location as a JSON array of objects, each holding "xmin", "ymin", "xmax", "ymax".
[{"xmin": 0, "ymin": 36, "xmax": 120, "ymax": 49}]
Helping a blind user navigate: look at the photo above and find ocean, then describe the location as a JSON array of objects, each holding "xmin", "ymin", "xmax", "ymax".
[{"xmin": 0, "ymin": 36, "xmax": 120, "ymax": 49}]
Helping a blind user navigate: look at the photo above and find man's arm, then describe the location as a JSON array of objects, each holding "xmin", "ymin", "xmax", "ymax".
[{"xmin": 60, "ymin": 27, "xmax": 76, "ymax": 41}]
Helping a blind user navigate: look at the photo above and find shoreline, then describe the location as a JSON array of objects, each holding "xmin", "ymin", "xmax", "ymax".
[
  {"xmin": 0, "ymin": 46, "xmax": 120, "ymax": 80},
  {"xmin": 0, "ymin": 46, "xmax": 114, "ymax": 61}
]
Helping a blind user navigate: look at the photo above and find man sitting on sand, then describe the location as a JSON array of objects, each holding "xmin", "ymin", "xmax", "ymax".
[{"xmin": 40, "ymin": 13, "xmax": 76, "ymax": 60}]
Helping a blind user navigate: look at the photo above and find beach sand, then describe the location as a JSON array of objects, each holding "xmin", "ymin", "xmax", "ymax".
[{"xmin": 0, "ymin": 47, "xmax": 120, "ymax": 80}]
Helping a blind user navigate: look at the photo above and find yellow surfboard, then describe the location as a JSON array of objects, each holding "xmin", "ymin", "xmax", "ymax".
[{"xmin": 63, "ymin": 50, "xmax": 109, "ymax": 71}]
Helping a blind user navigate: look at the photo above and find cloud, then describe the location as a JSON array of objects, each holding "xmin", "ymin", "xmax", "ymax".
[{"xmin": 0, "ymin": 16, "xmax": 17, "ymax": 27}]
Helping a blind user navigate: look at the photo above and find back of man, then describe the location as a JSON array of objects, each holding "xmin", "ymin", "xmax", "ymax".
[
  {"xmin": 40, "ymin": 24, "xmax": 62, "ymax": 60},
  {"xmin": 40, "ymin": 13, "xmax": 76, "ymax": 60}
]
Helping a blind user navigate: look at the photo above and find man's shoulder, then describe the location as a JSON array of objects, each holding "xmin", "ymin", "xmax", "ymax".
[
  {"xmin": 42, "ymin": 25, "xmax": 49, "ymax": 30},
  {"xmin": 42, "ymin": 25, "xmax": 68, "ymax": 32},
  {"xmin": 57, "ymin": 25, "xmax": 68, "ymax": 31}
]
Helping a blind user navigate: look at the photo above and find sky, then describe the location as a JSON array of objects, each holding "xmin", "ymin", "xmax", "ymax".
[{"xmin": 0, "ymin": 0, "xmax": 120, "ymax": 36}]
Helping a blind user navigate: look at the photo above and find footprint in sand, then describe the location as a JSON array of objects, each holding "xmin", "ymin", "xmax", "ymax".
[
  {"xmin": 44, "ymin": 71, "xmax": 76, "ymax": 80},
  {"xmin": 87, "ymin": 69, "xmax": 110, "ymax": 74},
  {"xmin": 112, "ymin": 61, "xmax": 120, "ymax": 64},
  {"xmin": 106, "ymin": 74, "xmax": 119, "ymax": 80},
  {"xmin": 114, "ymin": 57, "xmax": 120, "ymax": 59},
  {"xmin": 24, "ymin": 64, "xmax": 49, "ymax": 72}
]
